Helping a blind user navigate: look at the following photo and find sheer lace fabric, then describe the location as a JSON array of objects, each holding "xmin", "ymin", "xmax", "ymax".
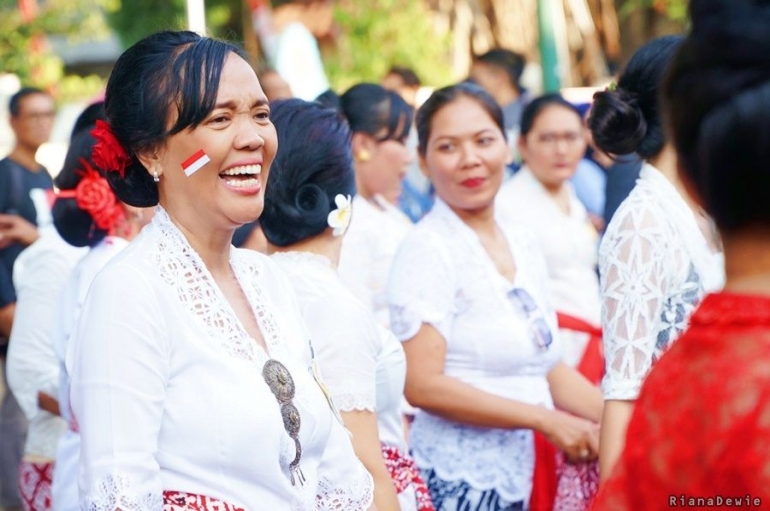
[
  {"xmin": 599, "ymin": 164, "xmax": 724, "ymax": 400},
  {"xmin": 68, "ymin": 208, "xmax": 373, "ymax": 510},
  {"xmin": 595, "ymin": 293, "xmax": 770, "ymax": 508},
  {"xmin": 388, "ymin": 199, "xmax": 562, "ymax": 503}
]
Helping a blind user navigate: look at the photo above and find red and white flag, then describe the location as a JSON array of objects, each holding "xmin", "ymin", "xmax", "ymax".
[{"xmin": 181, "ymin": 149, "xmax": 211, "ymax": 177}]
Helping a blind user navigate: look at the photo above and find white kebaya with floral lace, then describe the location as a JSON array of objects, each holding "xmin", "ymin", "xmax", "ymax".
[
  {"xmin": 599, "ymin": 163, "xmax": 724, "ymax": 401},
  {"xmin": 388, "ymin": 198, "xmax": 562, "ymax": 504},
  {"xmin": 66, "ymin": 208, "xmax": 373, "ymax": 511}
]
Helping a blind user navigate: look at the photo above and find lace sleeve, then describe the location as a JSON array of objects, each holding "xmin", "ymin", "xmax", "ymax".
[
  {"xmin": 599, "ymin": 206, "xmax": 672, "ymax": 400},
  {"xmin": 302, "ymin": 295, "xmax": 379, "ymax": 412},
  {"xmin": 388, "ymin": 230, "xmax": 455, "ymax": 342},
  {"xmin": 67, "ymin": 263, "xmax": 168, "ymax": 509},
  {"xmin": 315, "ymin": 408, "xmax": 374, "ymax": 510}
]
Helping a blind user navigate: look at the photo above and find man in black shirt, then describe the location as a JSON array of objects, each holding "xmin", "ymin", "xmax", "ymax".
[{"xmin": 0, "ymin": 86, "xmax": 55, "ymax": 511}]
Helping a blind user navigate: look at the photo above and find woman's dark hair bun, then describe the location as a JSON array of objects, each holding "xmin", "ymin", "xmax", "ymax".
[
  {"xmin": 105, "ymin": 162, "xmax": 158, "ymax": 208},
  {"xmin": 589, "ymin": 88, "xmax": 647, "ymax": 157},
  {"xmin": 588, "ymin": 35, "xmax": 683, "ymax": 159}
]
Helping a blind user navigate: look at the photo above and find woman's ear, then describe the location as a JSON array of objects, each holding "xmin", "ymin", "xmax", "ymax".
[
  {"xmin": 351, "ymin": 132, "xmax": 374, "ymax": 163},
  {"xmin": 135, "ymin": 147, "xmax": 163, "ymax": 180}
]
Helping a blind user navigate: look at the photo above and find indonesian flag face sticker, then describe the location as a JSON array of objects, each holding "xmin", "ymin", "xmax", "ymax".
[{"xmin": 181, "ymin": 149, "xmax": 211, "ymax": 177}]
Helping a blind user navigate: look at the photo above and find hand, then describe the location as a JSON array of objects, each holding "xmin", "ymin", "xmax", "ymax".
[
  {"xmin": 0, "ymin": 214, "xmax": 39, "ymax": 249},
  {"xmin": 540, "ymin": 409, "xmax": 600, "ymax": 463}
]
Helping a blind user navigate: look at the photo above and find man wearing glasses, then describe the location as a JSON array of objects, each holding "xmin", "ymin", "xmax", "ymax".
[{"xmin": 0, "ymin": 86, "xmax": 55, "ymax": 511}]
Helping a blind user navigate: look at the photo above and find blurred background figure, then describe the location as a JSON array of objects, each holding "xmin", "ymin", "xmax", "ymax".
[
  {"xmin": 0, "ymin": 86, "xmax": 56, "ymax": 511},
  {"xmin": 382, "ymin": 66, "xmax": 422, "ymax": 108},
  {"xmin": 336, "ymin": 83, "xmax": 414, "ymax": 328},
  {"xmin": 46, "ymin": 102, "xmax": 151, "ymax": 511},
  {"xmin": 382, "ymin": 65, "xmax": 434, "ymax": 223},
  {"xmin": 470, "ymin": 48, "xmax": 529, "ymax": 156},
  {"xmin": 257, "ymin": 67, "xmax": 293, "ymax": 102},
  {"xmin": 497, "ymin": 94, "xmax": 602, "ymax": 376},
  {"xmin": 270, "ymin": 0, "xmax": 333, "ymax": 101}
]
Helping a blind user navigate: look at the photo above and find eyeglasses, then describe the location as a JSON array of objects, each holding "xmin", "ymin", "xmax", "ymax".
[
  {"xmin": 18, "ymin": 111, "xmax": 56, "ymax": 122},
  {"xmin": 533, "ymin": 131, "xmax": 584, "ymax": 146},
  {"xmin": 508, "ymin": 288, "xmax": 553, "ymax": 351},
  {"xmin": 262, "ymin": 359, "xmax": 306, "ymax": 486}
]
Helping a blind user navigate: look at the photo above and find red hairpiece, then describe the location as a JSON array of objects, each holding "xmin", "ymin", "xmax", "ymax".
[{"xmin": 91, "ymin": 120, "xmax": 131, "ymax": 178}]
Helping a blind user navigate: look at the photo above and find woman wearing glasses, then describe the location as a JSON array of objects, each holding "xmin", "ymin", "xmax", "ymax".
[
  {"xmin": 65, "ymin": 31, "xmax": 373, "ymax": 510},
  {"xmin": 388, "ymin": 82, "xmax": 603, "ymax": 510},
  {"xmin": 496, "ymin": 94, "xmax": 602, "ymax": 375}
]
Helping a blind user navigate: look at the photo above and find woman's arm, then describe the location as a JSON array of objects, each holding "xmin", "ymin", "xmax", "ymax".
[
  {"xmin": 341, "ymin": 411, "xmax": 400, "ymax": 511},
  {"xmin": 547, "ymin": 362, "xmax": 603, "ymax": 423},
  {"xmin": 599, "ymin": 400, "xmax": 634, "ymax": 481},
  {"xmin": 404, "ymin": 323, "xmax": 597, "ymax": 461}
]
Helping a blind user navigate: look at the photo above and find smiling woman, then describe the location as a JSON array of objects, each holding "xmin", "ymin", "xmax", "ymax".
[{"xmin": 65, "ymin": 30, "xmax": 374, "ymax": 511}]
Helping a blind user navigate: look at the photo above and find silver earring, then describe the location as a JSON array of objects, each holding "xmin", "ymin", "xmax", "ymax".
[{"xmin": 153, "ymin": 171, "xmax": 160, "ymax": 183}]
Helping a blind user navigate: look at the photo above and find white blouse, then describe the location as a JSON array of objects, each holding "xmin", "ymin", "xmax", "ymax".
[
  {"xmin": 599, "ymin": 163, "xmax": 724, "ymax": 400},
  {"xmin": 497, "ymin": 167, "xmax": 601, "ymax": 366},
  {"xmin": 338, "ymin": 195, "xmax": 412, "ymax": 328},
  {"xmin": 6, "ymin": 226, "xmax": 86, "ymax": 459},
  {"xmin": 66, "ymin": 208, "xmax": 373, "ymax": 511},
  {"xmin": 272, "ymin": 252, "xmax": 415, "ymax": 511},
  {"xmin": 388, "ymin": 198, "xmax": 562, "ymax": 504},
  {"xmin": 51, "ymin": 236, "xmax": 129, "ymax": 511}
]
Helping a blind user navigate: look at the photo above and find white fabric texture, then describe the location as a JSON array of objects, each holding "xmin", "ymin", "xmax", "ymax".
[
  {"xmin": 66, "ymin": 208, "xmax": 373, "ymax": 511},
  {"xmin": 271, "ymin": 251, "xmax": 408, "ymax": 454},
  {"xmin": 599, "ymin": 163, "xmax": 724, "ymax": 400},
  {"xmin": 51, "ymin": 236, "xmax": 129, "ymax": 511},
  {"xmin": 496, "ymin": 167, "xmax": 601, "ymax": 366},
  {"xmin": 273, "ymin": 22, "xmax": 330, "ymax": 101},
  {"xmin": 388, "ymin": 198, "xmax": 562, "ymax": 503},
  {"xmin": 6, "ymin": 226, "xmax": 86, "ymax": 459},
  {"xmin": 338, "ymin": 195, "xmax": 412, "ymax": 329}
]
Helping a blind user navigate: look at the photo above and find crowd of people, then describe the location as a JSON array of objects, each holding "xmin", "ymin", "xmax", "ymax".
[{"xmin": 0, "ymin": 0, "xmax": 769, "ymax": 509}]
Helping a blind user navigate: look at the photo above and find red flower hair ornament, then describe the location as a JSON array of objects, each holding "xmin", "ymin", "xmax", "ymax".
[
  {"xmin": 91, "ymin": 120, "xmax": 131, "ymax": 178},
  {"xmin": 57, "ymin": 159, "xmax": 126, "ymax": 235}
]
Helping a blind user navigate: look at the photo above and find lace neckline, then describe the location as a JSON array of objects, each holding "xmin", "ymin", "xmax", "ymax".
[
  {"xmin": 433, "ymin": 198, "xmax": 517, "ymax": 288},
  {"xmin": 148, "ymin": 207, "xmax": 283, "ymax": 364}
]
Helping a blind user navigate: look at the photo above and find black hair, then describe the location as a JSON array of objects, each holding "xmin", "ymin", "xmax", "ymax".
[
  {"xmin": 474, "ymin": 48, "xmax": 526, "ymax": 91},
  {"xmin": 53, "ymin": 109, "xmax": 113, "ymax": 248},
  {"xmin": 386, "ymin": 66, "xmax": 421, "ymax": 87},
  {"xmin": 9, "ymin": 87, "xmax": 48, "ymax": 117},
  {"xmin": 588, "ymin": 35, "xmax": 683, "ymax": 159},
  {"xmin": 416, "ymin": 81, "xmax": 504, "ymax": 156},
  {"xmin": 70, "ymin": 102, "xmax": 106, "ymax": 140},
  {"xmin": 339, "ymin": 83, "xmax": 413, "ymax": 143},
  {"xmin": 662, "ymin": 0, "xmax": 770, "ymax": 233},
  {"xmin": 315, "ymin": 88, "xmax": 342, "ymax": 110},
  {"xmin": 520, "ymin": 94, "xmax": 583, "ymax": 137},
  {"xmin": 260, "ymin": 98, "xmax": 354, "ymax": 247},
  {"xmin": 102, "ymin": 30, "xmax": 247, "ymax": 208}
]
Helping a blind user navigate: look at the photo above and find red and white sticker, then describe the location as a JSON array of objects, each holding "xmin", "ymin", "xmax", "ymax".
[{"xmin": 181, "ymin": 149, "xmax": 211, "ymax": 177}]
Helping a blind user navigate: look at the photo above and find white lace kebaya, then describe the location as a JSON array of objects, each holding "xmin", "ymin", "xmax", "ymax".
[
  {"xmin": 599, "ymin": 163, "xmax": 724, "ymax": 401},
  {"xmin": 66, "ymin": 207, "xmax": 373, "ymax": 511},
  {"xmin": 271, "ymin": 251, "xmax": 416, "ymax": 511},
  {"xmin": 388, "ymin": 198, "xmax": 562, "ymax": 505}
]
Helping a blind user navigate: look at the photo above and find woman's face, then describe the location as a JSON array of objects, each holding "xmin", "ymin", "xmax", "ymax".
[
  {"xmin": 154, "ymin": 53, "xmax": 278, "ymax": 231},
  {"xmin": 518, "ymin": 104, "xmax": 586, "ymax": 189},
  {"xmin": 421, "ymin": 95, "xmax": 509, "ymax": 213},
  {"xmin": 356, "ymin": 120, "xmax": 414, "ymax": 205}
]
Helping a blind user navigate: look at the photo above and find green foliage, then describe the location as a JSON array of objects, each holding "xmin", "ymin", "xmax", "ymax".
[
  {"xmin": 620, "ymin": 0, "xmax": 688, "ymax": 22},
  {"xmin": 0, "ymin": 0, "xmax": 111, "ymax": 89},
  {"xmin": 326, "ymin": 0, "xmax": 453, "ymax": 91},
  {"xmin": 104, "ymin": 0, "xmax": 244, "ymax": 49}
]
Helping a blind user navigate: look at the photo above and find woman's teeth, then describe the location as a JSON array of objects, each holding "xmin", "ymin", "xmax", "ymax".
[
  {"xmin": 220, "ymin": 164, "xmax": 262, "ymax": 176},
  {"xmin": 223, "ymin": 177, "xmax": 260, "ymax": 188}
]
